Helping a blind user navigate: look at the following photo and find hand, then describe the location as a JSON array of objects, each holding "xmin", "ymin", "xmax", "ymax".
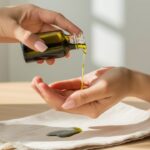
[
  {"xmin": 32, "ymin": 75, "xmax": 103, "ymax": 118},
  {"xmin": 31, "ymin": 67, "xmax": 133, "ymax": 118},
  {"xmin": 0, "ymin": 4, "xmax": 81, "ymax": 64}
]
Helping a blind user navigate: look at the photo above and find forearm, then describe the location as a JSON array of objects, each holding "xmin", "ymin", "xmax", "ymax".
[{"xmin": 130, "ymin": 70, "xmax": 150, "ymax": 102}]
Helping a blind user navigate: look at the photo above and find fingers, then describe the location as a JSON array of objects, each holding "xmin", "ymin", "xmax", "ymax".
[
  {"xmin": 65, "ymin": 52, "xmax": 70, "ymax": 58},
  {"xmin": 37, "ymin": 82, "xmax": 64, "ymax": 108},
  {"xmin": 37, "ymin": 60, "xmax": 44, "ymax": 64},
  {"xmin": 39, "ymin": 9, "xmax": 82, "ymax": 34},
  {"xmin": 62, "ymin": 80, "xmax": 109, "ymax": 109},
  {"xmin": 46, "ymin": 59, "xmax": 55, "ymax": 65},
  {"xmin": 31, "ymin": 76, "xmax": 44, "ymax": 98},
  {"xmin": 37, "ymin": 59, "xmax": 55, "ymax": 65},
  {"xmin": 31, "ymin": 23, "xmax": 69, "ymax": 65},
  {"xmin": 32, "ymin": 76, "xmax": 65, "ymax": 108},
  {"xmin": 14, "ymin": 23, "xmax": 48, "ymax": 52},
  {"xmin": 39, "ymin": 24, "xmax": 59, "ymax": 33},
  {"xmin": 50, "ymin": 78, "xmax": 81, "ymax": 90}
]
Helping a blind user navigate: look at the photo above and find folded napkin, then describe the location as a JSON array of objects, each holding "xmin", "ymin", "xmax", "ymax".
[{"xmin": 0, "ymin": 102, "xmax": 150, "ymax": 150}]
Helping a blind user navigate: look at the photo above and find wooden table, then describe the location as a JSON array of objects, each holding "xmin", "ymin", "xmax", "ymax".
[{"xmin": 0, "ymin": 82, "xmax": 150, "ymax": 150}]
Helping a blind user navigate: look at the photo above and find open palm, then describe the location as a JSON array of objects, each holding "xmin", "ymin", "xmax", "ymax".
[{"xmin": 32, "ymin": 67, "xmax": 114, "ymax": 118}]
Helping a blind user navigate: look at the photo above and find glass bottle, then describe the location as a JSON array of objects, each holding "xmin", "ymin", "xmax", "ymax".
[{"xmin": 21, "ymin": 30, "xmax": 87, "ymax": 62}]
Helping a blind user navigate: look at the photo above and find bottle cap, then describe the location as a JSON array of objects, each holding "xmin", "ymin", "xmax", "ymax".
[{"xmin": 69, "ymin": 33, "xmax": 86, "ymax": 45}]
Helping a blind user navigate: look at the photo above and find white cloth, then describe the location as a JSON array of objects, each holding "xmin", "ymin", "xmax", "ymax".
[{"xmin": 0, "ymin": 102, "xmax": 150, "ymax": 150}]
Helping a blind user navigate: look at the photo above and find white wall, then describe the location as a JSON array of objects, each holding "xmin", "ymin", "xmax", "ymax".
[
  {"xmin": 0, "ymin": 0, "xmax": 150, "ymax": 82},
  {"xmin": 90, "ymin": 0, "xmax": 150, "ymax": 74},
  {"xmin": 125, "ymin": 0, "xmax": 150, "ymax": 73}
]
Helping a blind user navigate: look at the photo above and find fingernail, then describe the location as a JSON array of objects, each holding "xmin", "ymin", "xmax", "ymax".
[
  {"xmin": 62, "ymin": 100, "xmax": 75, "ymax": 109},
  {"xmin": 34, "ymin": 41, "xmax": 48, "ymax": 52}
]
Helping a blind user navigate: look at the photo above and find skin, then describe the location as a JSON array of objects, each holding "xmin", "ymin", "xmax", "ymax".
[
  {"xmin": 32, "ymin": 67, "xmax": 150, "ymax": 118},
  {"xmin": 0, "ymin": 4, "xmax": 81, "ymax": 64}
]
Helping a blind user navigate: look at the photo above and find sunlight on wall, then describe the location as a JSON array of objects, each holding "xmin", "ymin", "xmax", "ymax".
[
  {"xmin": 92, "ymin": 0, "xmax": 124, "ymax": 28},
  {"xmin": 92, "ymin": 23, "xmax": 125, "ymax": 66},
  {"xmin": 91, "ymin": 0, "xmax": 125, "ymax": 67}
]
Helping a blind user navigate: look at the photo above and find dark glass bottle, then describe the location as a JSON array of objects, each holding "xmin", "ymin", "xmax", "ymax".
[{"xmin": 21, "ymin": 30, "xmax": 87, "ymax": 62}]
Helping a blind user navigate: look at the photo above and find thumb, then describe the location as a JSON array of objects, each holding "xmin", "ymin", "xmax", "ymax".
[
  {"xmin": 62, "ymin": 87, "xmax": 105, "ymax": 109},
  {"xmin": 14, "ymin": 25, "xmax": 48, "ymax": 52},
  {"xmin": 62, "ymin": 80, "xmax": 108, "ymax": 109}
]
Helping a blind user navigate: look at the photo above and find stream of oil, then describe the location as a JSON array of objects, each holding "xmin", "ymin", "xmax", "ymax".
[{"xmin": 81, "ymin": 49, "xmax": 87, "ymax": 89}]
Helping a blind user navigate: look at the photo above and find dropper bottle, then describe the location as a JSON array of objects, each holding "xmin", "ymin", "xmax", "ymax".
[{"xmin": 22, "ymin": 30, "xmax": 87, "ymax": 62}]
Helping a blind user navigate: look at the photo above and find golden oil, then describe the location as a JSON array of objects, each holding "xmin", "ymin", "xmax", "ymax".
[{"xmin": 81, "ymin": 45, "xmax": 87, "ymax": 89}]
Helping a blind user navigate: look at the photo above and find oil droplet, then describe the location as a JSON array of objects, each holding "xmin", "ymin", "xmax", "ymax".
[{"xmin": 47, "ymin": 127, "xmax": 82, "ymax": 138}]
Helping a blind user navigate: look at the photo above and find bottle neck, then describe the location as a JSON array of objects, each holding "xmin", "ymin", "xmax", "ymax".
[{"xmin": 64, "ymin": 33, "xmax": 87, "ymax": 53}]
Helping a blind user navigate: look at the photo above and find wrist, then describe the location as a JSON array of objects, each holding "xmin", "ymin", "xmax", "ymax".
[{"xmin": 130, "ymin": 69, "xmax": 150, "ymax": 102}]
